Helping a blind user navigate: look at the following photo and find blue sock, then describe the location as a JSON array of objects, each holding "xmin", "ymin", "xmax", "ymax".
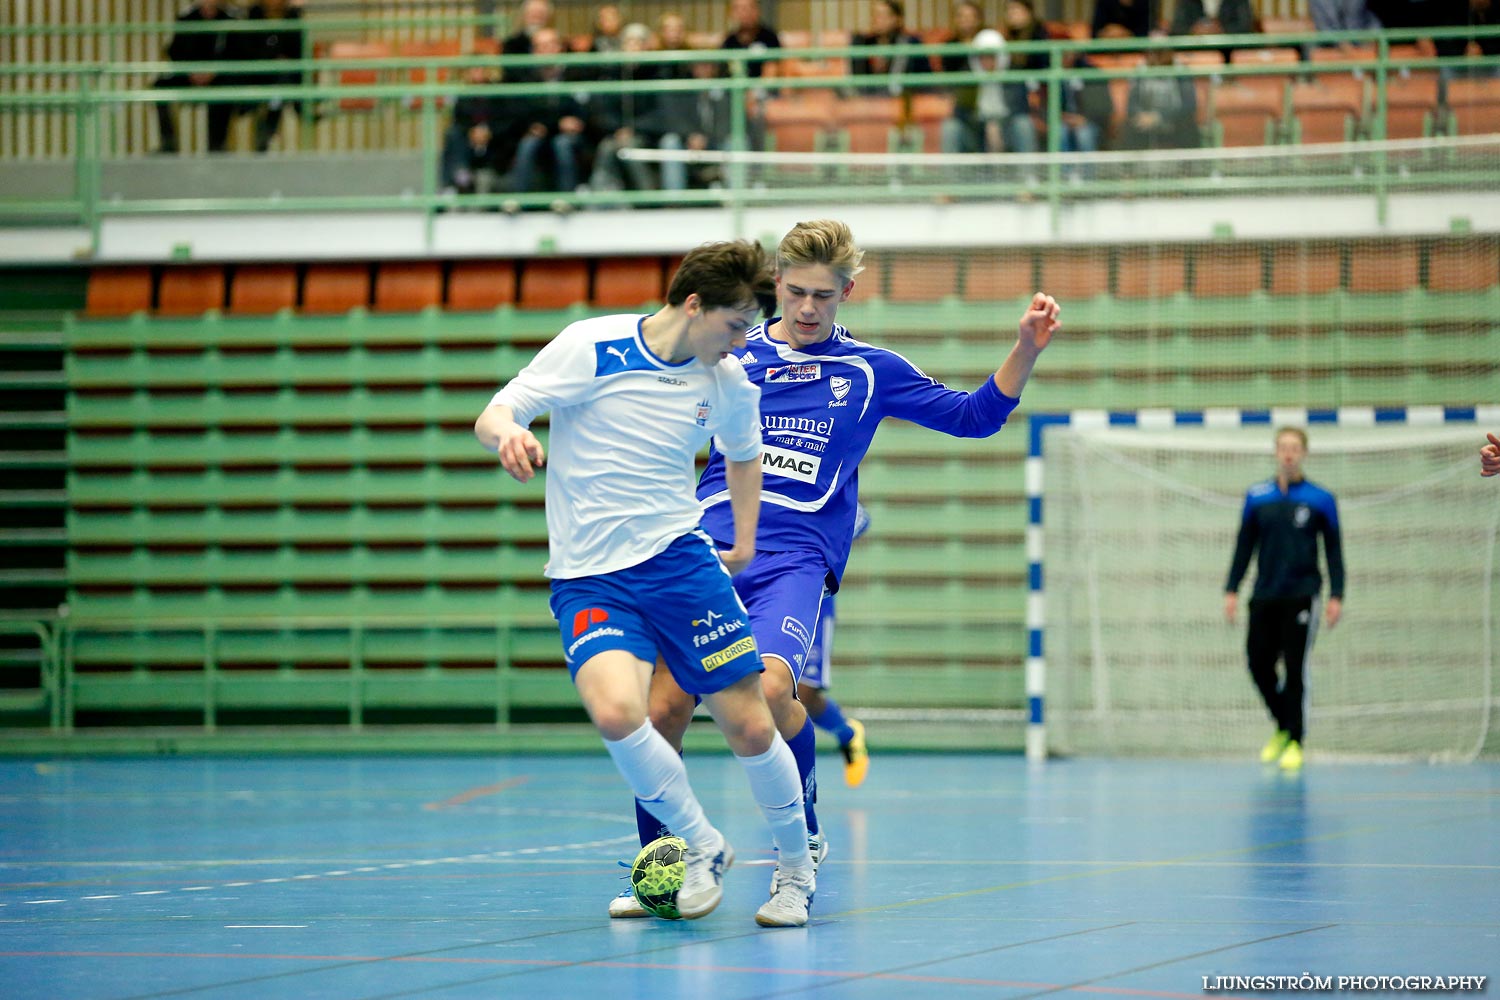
[
  {"xmin": 811, "ymin": 700, "xmax": 856, "ymax": 746},
  {"xmin": 788, "ymin": 716, "xmax": 819, "ymax": 836},
  {"xmin": 635, "ymin": 798, "xmax": 672, "ymax": 847}
]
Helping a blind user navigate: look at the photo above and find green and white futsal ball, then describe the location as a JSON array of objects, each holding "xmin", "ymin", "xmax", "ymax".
[{"xmin": 630, "ymin": 835, "xmax": 688, "ymax": 919}]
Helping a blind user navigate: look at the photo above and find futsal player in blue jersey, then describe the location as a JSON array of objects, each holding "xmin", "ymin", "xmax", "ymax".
[
  {"xmin": 609, "ymin": 219, "xmax": 1061, "ymax": 919},
  {"xmin": 799, "ymin": 501, "xmax": 872, "ymax": 788},
  {"xmin": 1224, "ymin": 426, "xmax": 1345, "ymax": 772},
  {"xmin": 475, "ymin": 240, "xmax": 817, "ymax": 926}
]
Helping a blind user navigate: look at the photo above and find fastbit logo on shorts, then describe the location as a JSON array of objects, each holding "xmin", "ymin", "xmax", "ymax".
[
  {"xmin": 700, "ymin": 636, "xmax": 756, "ymax": 671},
  {"xmin": 691, "ymin": 609, "xmax": 745, "ymax": 647}
]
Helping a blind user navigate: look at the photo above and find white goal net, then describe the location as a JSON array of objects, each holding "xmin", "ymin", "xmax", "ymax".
[{"xmin": 1042, "ymin": 419, "xmax": 1499, "ymax": 762}]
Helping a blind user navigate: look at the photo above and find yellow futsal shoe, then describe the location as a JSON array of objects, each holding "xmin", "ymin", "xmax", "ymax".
[
  {"xmin": 1278, "ymin": 740, "xmax": 1303, "ymax": 771},
  {"xmin": 841, "ymin": 718, "xmax": 869, "ymax": 788},
  {"xmin": 1260, "ymin": 729, "xmax": 1291, "ymax": 763}
]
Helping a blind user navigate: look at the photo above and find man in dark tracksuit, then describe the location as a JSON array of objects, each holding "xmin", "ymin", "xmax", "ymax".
[{"xmin": 1224, "ymin": 427, "xmax": 1345, "ymax": 771}]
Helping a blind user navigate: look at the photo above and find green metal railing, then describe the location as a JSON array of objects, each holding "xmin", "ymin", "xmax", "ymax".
[{"xmin": 3, "ymin": 27, "xmax": 1498, "ymax": 248}]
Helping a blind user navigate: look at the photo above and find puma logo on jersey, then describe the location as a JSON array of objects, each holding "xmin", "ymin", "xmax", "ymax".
[{"xmin": 606, "ymin": 346, "xmax": 631, "ymax": 365}]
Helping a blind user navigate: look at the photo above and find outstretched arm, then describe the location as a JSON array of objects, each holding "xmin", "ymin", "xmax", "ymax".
[{"xmin": 994, "ymin": 292, "xmax": 1062, "ymax": 398}]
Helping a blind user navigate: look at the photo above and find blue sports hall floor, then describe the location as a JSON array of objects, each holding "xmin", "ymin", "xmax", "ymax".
[{"xmin": 2, "ymin": 751, "xmax": 1496, "ymax": 1000}]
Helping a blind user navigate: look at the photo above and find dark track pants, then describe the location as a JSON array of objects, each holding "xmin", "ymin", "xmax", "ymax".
[{"xmin": 1246, "ymin": 596, "xmax": 1318, "ymax": 742}]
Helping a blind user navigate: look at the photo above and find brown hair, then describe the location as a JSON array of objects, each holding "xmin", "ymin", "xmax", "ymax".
[
  {"xmin": 667, "ymin": 240, "xmax": 776, "ymax": 316},
  {"xmin": 1275, "ymin": 426, "xmax": 1309, "ymax": 449},
  {"xmin": 776, "ymin": 219, "xmax": 866, "ymax": 284}
]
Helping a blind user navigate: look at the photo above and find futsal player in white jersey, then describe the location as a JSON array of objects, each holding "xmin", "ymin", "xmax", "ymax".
[
  {"xmin": 474, "ymin": 240, "xmax": 817, "ymax": 926},
  {"xmin": 609, "ymin": 219, "xmax": 1061, "ymax": 917}
]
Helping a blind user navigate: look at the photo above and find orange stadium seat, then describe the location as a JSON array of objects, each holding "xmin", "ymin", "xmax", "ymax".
[
  {"xmin": 963, "ymin": 251, "xmax": 1036, "ymax": 302},
  {"xmin": 592, "ymin": 257, "xmax": 665, "ymax": 309},
  {"xmin": 1445, "ymin": 77, "xmax": 1500, "ymax": 136},
  {"xmin": 849, "ymin": 254, "xmax": 884, "ymax": 302},
  {"xmin": 834, "ymin": 95, "xmax": 903, "ymax": 153},
  {"xmin": 1348, "ymin": 241, "xmax": 1419, "ymax": 293},
  {"xmin": 1260, "ymin": 17, "xmax": 1315, "ymax": 35},
  {"xmin": 1289, "ymin": 77, "xmax": 1367, "ymax": 143},
  {"xmin": 302, "ymin": 263, "xmax": 371, "ymax": 314},
  {"xmin": 84, "ymin": 266, "xmax": 152, "ymax": 317},
  {"xmin": 1039, "ymin": 248, "xmax": 1109, "ymax": 299},
  {"xmin": 398, "ymin": 38, "xmax": 463, "ymax": 109},
  {"xmin": 904, "ymin": 92, "xmax": 955, "ymax": 152},
  {"xmin": 374, "ymin": 261, "xmax": 442, "ymax": 312},
  {"xmin": 1270, "ymin": 243, "xmax": 1341, "ymax": 296},
  {"xmin": 1378, "ymin": 72, "xmax": 1441, "ymax": 139},
  {"xmin": 228, "ymin": 264, "xmax": 298, "ymax": 315},
  {"xmin": 157, "ymin": 265, "xmax": 226, "ymax": 316},
  {"xmin": 763, "ymin": 90, "xmax": 837, "ymax": 152},
  {"xmin": 887, "ymin": 255, "xmax": 957, "ymax": 302},
  {"xmin": 1212, "ymin": 81, "xmax": 1286, "ymax": 146},
  {"xmin": 446, "ymin": 260, "xmax": 516, "ymax": 311},
  {"xmin": 1428, "ymin": 240, "xmax": 1499, "ymax": 292},
  {"xmin": 519, "ymin": 259, "xmax": 590, "ymax": 310},
  {"xmin": 328, "ymin": 41, "xmax": 391, "ymax": 112},
  {"xmin": 1116, "ymin": 248, "xmax": 1187, "ymax": 300},
  {"xmin": 1192, "ymin": 245, "xmax": 1263, "ymax": 297}
]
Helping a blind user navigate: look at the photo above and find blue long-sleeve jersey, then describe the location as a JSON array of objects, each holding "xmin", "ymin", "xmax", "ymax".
[
  {"xmin": 696, "ymin": 320, "xmax": 1020, "ymax": 582},
  {"xmin": 1225, "ymin": 477, "xmax": 1346, "ymax": 602}
]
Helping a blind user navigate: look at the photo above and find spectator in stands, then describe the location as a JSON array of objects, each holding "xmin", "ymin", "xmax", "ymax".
[
  {"xmin": 1169, "ymin": 0, "xmax": 1255, "ymax": 36},
  {"xmin": 441, "ymin": 64, "xmax": 523, "ymax": 200},
  {"xmin": 502, "ymin": 0, "xmax": 554, "ymax": 56},
  {"xmin": 658, "ymin": 11, "xmax": 691, "ymax": 52},
  {"xmin": 235, "ymin": 0, "xmax": 305, "ymax": 153},
  {"xmin": 1092, "ymin": 0, "xmax": 1156, "ymax": 38},
  {"xmin": 1057, "ymin": 48, "xmax": 1114, "ymax": 169},
  {"xmin": 591, "ymin": 4, "xmax": 626, "ymax": 53},
  {"xmin": 1002, "ymin": 0, "xmax": 1052, "ymax": 75},
  {"xmin": 503, "ymin": 27, "xmax": 595, "ymax": 201},
  {"xmin": 1481, "ymin": 431, "xmax": 1500, "ymax": 477},
  {"xmin": 1369, "ymin": 0, "xmax": 1498, "ymax": 59},
  {"xmin": 940, "ymin": 1, "xmax": 989, "ymax": 73},
  {"xmin": 1120, "ymin": 43, "xmax": 1200, "ymax": 149},
  {"xmin": 940, "ymin": 28, "xmax": 1039, "ymax": 155},
  {"xmin": 721, "ymin": 0, "xmax": 781, "ymax": 78},
  {"xmin": 589, "ymin": 22, "xmax": 681, "ymax": 195},
  {"xmin": 1310, "ymin": 0, "xmax": 1382, "ymax": 35},
  {"xmin": 153, "ymin": 0, "xmax": 238, "ymax": 154},
  {"xmin": 852, "ymin": 0, "xmax": 935, "ymax": 94}
]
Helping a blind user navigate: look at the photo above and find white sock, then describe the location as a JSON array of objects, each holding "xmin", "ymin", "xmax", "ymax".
[
  {"xmin": 738, "ymin": 733, "xmax": 811, "ymax": 870},
  {"xmin": 602, "ymin": 720, "xmax": 715, "ymax": 852}
]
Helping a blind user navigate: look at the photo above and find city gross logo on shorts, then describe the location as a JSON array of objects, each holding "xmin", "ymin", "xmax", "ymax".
[
  {"xmin": 766, "ymin": 363, "xmax": 821, "ymax": 383},
  {"xmin": 691, "ymin": 608, "xmax": 746, "ymax": 648},
  {"xmin": 700, "ymin": 636, "xmax": 756, "ymax": 672}
]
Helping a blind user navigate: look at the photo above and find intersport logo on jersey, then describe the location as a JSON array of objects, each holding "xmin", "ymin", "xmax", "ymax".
[{"xmin": 766, "ymin": 363, "xmax": 821, "ymax": 383}]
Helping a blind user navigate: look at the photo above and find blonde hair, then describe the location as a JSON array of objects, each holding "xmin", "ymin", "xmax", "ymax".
[{"xmin": 776, "ymin": 219, "xmax": 865, "ymax": 283}]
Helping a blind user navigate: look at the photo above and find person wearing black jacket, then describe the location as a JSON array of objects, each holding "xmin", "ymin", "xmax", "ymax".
[
  {"xmin": 235, "ymin": 0, "xmax": 305, "ymax": 152},
  {"xmin": 1224, "ymin": 427, "xmax": 1346, "ymax": 771},
  {"xmin": 851, "ymin": 0, "xmax": 934, "ymax": 94},
  {"xmin": 502, "ymin": 27, "xmax": 596, "ymax": 197},
  {"xmin": 153, "ymin": 0, "xmax": 238, "ymax": 153}
]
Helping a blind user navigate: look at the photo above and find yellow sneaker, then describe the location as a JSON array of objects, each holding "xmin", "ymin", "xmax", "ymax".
[
  {"xmin": 1278, "ymin": 740, "xmax": 1303, "ymax": 771},
  {"xmin": 840, "ymin": 718, "xmax": 869, "ymax": 788},
  {"xmin": 1260, "ymin": 730, "xmax": 1290, "ymax": 763}
]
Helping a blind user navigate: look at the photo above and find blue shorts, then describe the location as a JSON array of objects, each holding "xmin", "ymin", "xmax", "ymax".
[
  {"xmin": 728, "ymin": 548, "xmax": 831, "ymax": 684},
  {"xmin": 800, "ymin": 593, "xmax": 836, "ymax": 690},
  {"xmin": 548, "ymin": 531, "xmax": 764, "ymax": 697}
]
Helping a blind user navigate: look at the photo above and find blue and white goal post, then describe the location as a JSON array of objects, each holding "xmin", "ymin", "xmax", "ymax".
[{"xmin": 1020, "ymin": 401, "xmax": 1500, "ymax": 761}]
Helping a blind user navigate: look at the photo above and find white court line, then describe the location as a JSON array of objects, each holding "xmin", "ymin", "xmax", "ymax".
[
  {"xmin": 10, "ymin": 833, "xmax": 639, "ymax": 909},
  {"xmin": 225, "ymin": 924, "xmax": 308, "ymax": 929}
]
